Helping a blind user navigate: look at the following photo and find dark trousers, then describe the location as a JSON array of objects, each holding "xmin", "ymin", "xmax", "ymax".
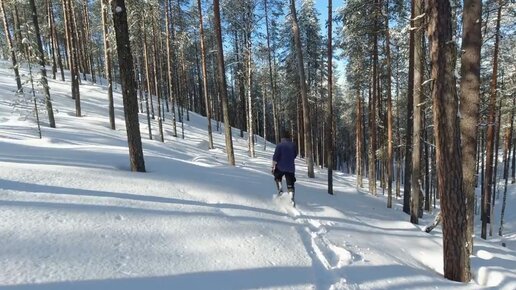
[{"xmin": 274, "ymin": 168, "xmax": 296, "ymax": 191}]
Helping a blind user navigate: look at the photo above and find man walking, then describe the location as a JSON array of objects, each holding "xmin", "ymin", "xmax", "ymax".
[{"xmin": 272, "ymin": 130, "xmax": 297, "ymax": 206}]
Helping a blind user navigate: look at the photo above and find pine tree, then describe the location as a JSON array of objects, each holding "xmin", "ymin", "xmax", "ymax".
[
  {"xmin": 101, "ymin": 0, "xmax": 115, "ymax": 130},
  {"xmin": 29, "ymin": 0, "xmax": 56, "ymax": 128},
  {"xmin": 197, "ymin": 0, "xmax": 214, "ymax": 149},
  {"xmin": 427, "ymin": 0, "xmax": 469, "ymax": 281},
  {"xmin": 111, "ymin": 0, "xmax": 146, "ymax": 172},
  {"xmin": 0, "ymin": 0, "xmax": 23, "ymax": 92},
  {"xmin": 410, "ymin": 0, "xmax": 424, "ymax": 224},
  {"xmin": 290, "ymin": 0, "xmax": 314, "ymax": 178},
  {"xmin": 482, "ymin": 1, "xmax": 502, "ymax": 240},
  {"xmin": 460, "ymin": 0, "xmax": 481, "ymax": 267},
  {"xmin": 214, "ymin": 0, "xmax": 235, "ymax": 166}
]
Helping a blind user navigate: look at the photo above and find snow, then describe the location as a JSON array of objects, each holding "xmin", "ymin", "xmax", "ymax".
[{"xmin": 1, "ymin": 60, "xmax": 516, "ymax": 289}]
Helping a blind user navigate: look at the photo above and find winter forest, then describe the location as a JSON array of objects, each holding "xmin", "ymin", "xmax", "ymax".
[{"xmin": 1, "ymin": 0, "xmax": 516, "ymax": 289}]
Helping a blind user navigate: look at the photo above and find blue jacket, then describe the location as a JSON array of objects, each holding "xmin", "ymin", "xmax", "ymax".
[{"xmin": 273, "ymin": 139, "xmax": 297, "ymax": 173}]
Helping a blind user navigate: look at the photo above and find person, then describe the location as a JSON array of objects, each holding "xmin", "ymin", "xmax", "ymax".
[{"xmin": 272, "ymin": 130, "xmax": 297, "ymax": 206}]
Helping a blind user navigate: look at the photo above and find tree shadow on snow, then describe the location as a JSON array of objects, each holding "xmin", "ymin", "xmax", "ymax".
[{"xmin": 0, "ymin": 266, "xmax": 313, "ymax": 290}]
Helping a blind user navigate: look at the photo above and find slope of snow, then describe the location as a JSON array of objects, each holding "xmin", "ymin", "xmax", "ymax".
[{"xmin": 0, "ymin": 61, "xmax": 515, "ymax": 290}]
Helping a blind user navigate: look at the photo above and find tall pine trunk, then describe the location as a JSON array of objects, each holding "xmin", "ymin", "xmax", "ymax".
[
  {"xmin": 428, "ymin": 0, "xmax": 469, "ymax": 282},
  {"xmin": 326, "ymin": 0, "xmax": 334, "ymax": 194},
  {"xmin": 368, "ymin": 4, "xmax": 379, "ymax": 195},
  {"xmin": 214, "ymin": 0, "xmax": 235, "ymax": 166},
  {"xmin": 385, "ymin": 0, "xmax": 393, "ymax": 207},
  {"xmin": 246, "ymin": 28, "xmax": 255, "ymax": 158},
  {"xmin": 482, "ymin": 2, "xmax": 502, "ymax": 240},
  {"xmin": 111, "ymin": 0, "xmax": 146, "ymax": 172},
  {"xmin": 165, "ymin": 0, "xmax": 177, "ymax": 137},
  {"xmin": 356, "ymin": 90, "xmax": 363, "ymax": 188},
  {"xmin": 46, "ymin": 0, "xmax": 57, "ymax": 80},
  {"xmin": 63, "ymin": 0, "xmax": 81, "ymax": 115},
  {"xmin": 290, "ymin": 0, "xmax": 314, "ymax": 178},
  {"xmin": 0, "ymin": 0, "xmax": 23, "ymax": 92},
  {"xmin": 499, "ymin": 97, "xmax": 514, "ymax": 236},
  {"xmin": 29, "ymin": 0, "xmax": 56, "ymax": 128},
  {"xmin": 411, "ymin": 0, "xmax": 424, "ymax": 224},
  {"xmin": 151, "ymin": 11, "xmax": 164, "ymax": 143},
  {"xmin": 263, "ymin": 0, "xmax": 279, "ymax": 144},
  {"xmin": 49, "ymin": 0, "xmax": 65, "ymax": 81},
  {"xmin": 101, "ymin": 0, "xmax": 115, "ymax": 130},
  {"xmin": 403, "ymin": 0, "xmax": 416, "ymax": 214},
  {"xmin": 197, "ymin": 0, "xmax": 213, "ymax": 149}
]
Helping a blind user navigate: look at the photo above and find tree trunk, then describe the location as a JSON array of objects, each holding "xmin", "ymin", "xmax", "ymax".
[
  {"xmin": 513, "ymin": 126, "xmax": 516, "ymax": 183},
  {"xmin": 482, "ymin": 2, "xmax": 502, "ymax": 240},
  {"xmin": 0, "ymin": 0, "xmax": 23, "ymax": 92},
  {"xmin": 369, "ymin": 3, "xmax": 379, "ymax": 195},
  {"xmin": 428, "ymin": 0, "xmax": 469, "ymax": 282},
  {"xmin": 63, "ymin": 0, "xmax": 81, "ymax": 115},
  {"xmin": 142, "ymin": 18, "xmax": 154, "ymax": 129},
  {"xmin": 12, "ymin": 6, "xmax": 25, "ymax": 59},
  {"xmin": 49, "ymin": 0, "xmax": 65, "ymax": 81},
  {"xmin": 151, "ymin": 11, "xmax": 164, "ymax": 143},
  {"xmin": 356, "ymin": 90, "xmax": 363, "ymax": 188},
  {"xmin": 214, "ymin": 0, "xmax": 235, "ymax": 166},
  {"xmin": 423, "ymin": 115, "xmax": 431, "ymax": 212},
  {"xmin": 290, "ymin": 0, "xmax": 314, "ymax": 178},
  {"xmin": 264, "ymin": 0, "xmax": 279, "ymax": 144},
  {"xmin": 83, "ymin": 0, "xmax": 95, "ymax": 82},
  {"xmin": 246, "ymin": 28, "xmax": 255, "ymax": 158},
  {"xmin": 71, "ymin": 1, "xmax": 86, "ymax": 81},
  {"xmin": 165, "ymin": 0, "xmax": 177, "ymax": 137},
  {"xmin": 197, "ymin": 0, "xmax": 214, "ymax": 149},
  {"xmin": 101, "ymin": 0, "xmax": 115, "ymax": 130},
  {"xmin": 403, "ymin": 0, "xmax": 416, "ymax": 214},
  {"xmin": 385, "ymin": 0, "xmax": 393, "ymax": 207},
  {"xmin": 110, "ymin": 0, "xmax": 146, "ymax": 172},
  {"xmin": 326, "ymin": 0, "xmax": 334, "ymax": 194},
  {"xmin": 499, "ymin": 97, "xmax": 514, "ymax": 236},
  {"xmin": 29, "ymin": 0, "xmax": 56, "ymax": 128},
  {"xmin": 490, "ymin": 99, "xmax": 503, "ymax": 236},
  {"xmin": 411, "ymin": 0, "xmax": 424, "ymax": 224},
  {"xmin": 46, "ymin": 0, "xmax": 57, "ymax": 80}
]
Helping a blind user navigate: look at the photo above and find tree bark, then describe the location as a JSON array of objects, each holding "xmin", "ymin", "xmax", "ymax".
[
  {"xmin": 369, "ymin": 2, "xmax": 379, "ymax": 195},
  {"xmin": 49, "ymin": 0, "xmax": 65, "ymax": 81},
  {"xmin": 0, "ymin": 0, "xmax": 23, "ymax": 92},
  {"xmin": 29, "ymin": 0, "xmax": 56, "ymax": 128},
  {"xmin": 111, "ymin": 0, "xmax": 146, "ymax": 172},
  {"xmin": 245, "ymin": 26, "xmax": 255, "ymax": 158},
  {"xmin": 356, "ymin": 90, "xmax": 363, "ymax": 188},
  {"xmin": 428, "ymin": 0, "xmax": 469, "ymax": 282},
  {"xmin": 101, "ymin": 0, "xmax": 115, "ymax": 130},
  {"xmin": 264, "ymin": 0, "xmax": 279, "ymax": 144},
  {"xmin": 63, "ymin": 0, "xmax": 81, "ymax": 115},
  {"xmin": 499, "ymin": 97, "xmax": 514, "ymax": 236},
  {"xmin": 482, "ymin": 2, "xmax": 502, "ymax": 240},
  {"xmin": 197, "ymin": 0, "xmax": 214, "ymax": 149},
  {"xmin": 326, "ymin": 0, "xmax": 334, "ymax": 194},
  {"xmin": 151, "ymin": 10, "xmax": 164, "ymax": 142},
  {"xmin": 385, "ymin": 0, "xmax": 393, "ymax": 207},
  {"xmin": 403, "ymin": 0, "xmax": 416, "ymax": 214},
  {"xmin": 46, "ymin": 0, "xmax": 57, "ymax": 80},
  {"xmin": 214, "ymin": 0, "xmax": 235, "ymax": 166},
  {"xmin": 411, "ymin": 0, "xmax": 424, "ymax": 224},
  {"xmin": 82, "ymin": 0, "xmax": 95, "ymax": 82},
  {"xmin": 290, "ymin": 0, "xmax": 314, "ymax": 178},
  {"xmin": 165, "ymin": 0, "xmax": 177, "ymax": 137}
]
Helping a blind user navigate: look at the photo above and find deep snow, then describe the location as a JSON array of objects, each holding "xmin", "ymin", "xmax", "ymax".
[{"xmin": 0, "ymin": 61, "xmax": 515, "ymax": 290}]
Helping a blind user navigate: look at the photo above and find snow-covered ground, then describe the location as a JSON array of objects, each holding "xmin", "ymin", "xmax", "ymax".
[{"xmin": 0, "ymin": 60, "xmax": 515, "ymax": 290}]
